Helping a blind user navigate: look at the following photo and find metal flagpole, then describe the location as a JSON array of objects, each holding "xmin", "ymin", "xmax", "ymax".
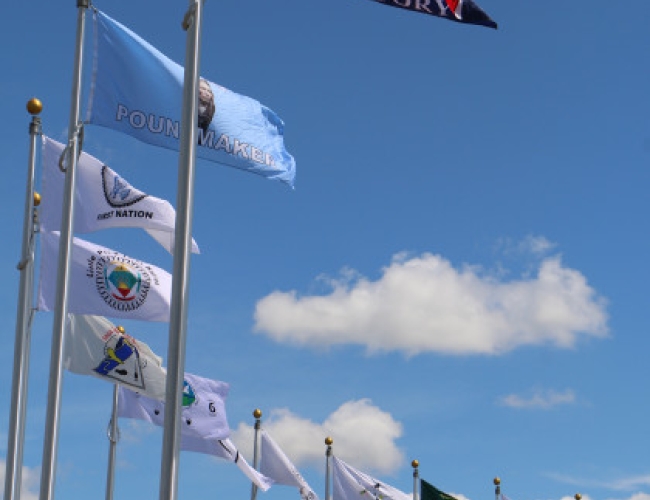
[
  {"xmin": 39, "ymin": 1, "xmax": 88, "ymax": 499},
  {"xmin": 412, "ymin": 460, "xmax": 420, "ymax": 500},
  {"xmin": 493, "ymin": 477, "xmax": 500, "ymax": 500},
  {"xmin": 158, "ymin": 1, "xmax": 204, "ymax": 499},
  {"xmin": 325, "ymin": 437, "xmax": 333, "ymax": 500},
  {"xmin": 4, "ymin": 98, "xmax": 43, "ymax": 500},
  {"xmin": 104, "ymin": 381, "xmax": 121, "ymax": 500},
  {"xmin": 250, "ymin": 409, "xmax": 263, "ymax": 500}
]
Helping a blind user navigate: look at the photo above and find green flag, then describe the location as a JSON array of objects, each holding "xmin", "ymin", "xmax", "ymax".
[{"xmin": 421, "ymin": 479, "xmax": 459, "ymax": 500}]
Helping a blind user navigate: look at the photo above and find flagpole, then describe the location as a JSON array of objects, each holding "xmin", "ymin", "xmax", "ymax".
[
  {"xmin": 159, "ymin": 1, "xmax": 204, "ymax": 499},
  {"xmin": 325, "ymin": 437, "xmax": 333, "ymax": 500},
  {"xmin": 493, "ymin": 477, "xmax": 500, "ymax": 500},
  {"xmin": 4, "ymin": 98, "xmax": 42, "ymax": 500},
  {"xmin": 39, "ymin": 2, "xmax": 87, "ymax": 499},
  {"xmin": 412, "ymin": 460, "xmax": 420, "ymax": 500},
  {"xmin": 250, "ymin": 409, "xmax": 262, "ymax": 500},
  {"xmin": 104, "ymin": 382, "xmax": 121, "ymax": 500}
]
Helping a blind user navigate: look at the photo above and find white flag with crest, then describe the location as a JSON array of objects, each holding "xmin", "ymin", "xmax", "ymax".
[
  {"xmin": 260, "ymin": 429, "xmax": 319, "ymax": 500},
  {"xmin": 38, "ymin": 231, "xmax": 172, "ymax": 322},
  {"xmin": 40, "ymin": 135, "xmax": 199, "ymax": 255},
  {"xmin": 65, "ymin": 314, "xmax": 166, "ymax": 400}
]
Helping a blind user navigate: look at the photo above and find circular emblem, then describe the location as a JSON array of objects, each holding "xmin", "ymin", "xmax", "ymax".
[{"xmin": 94, "ymin": 254, "xmax": 153, "ymax": 312}]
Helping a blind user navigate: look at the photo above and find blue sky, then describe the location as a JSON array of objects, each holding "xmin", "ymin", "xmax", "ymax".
[{"xmin": 1, "ymin": 1, "xmax": 649, "ymax": 500}]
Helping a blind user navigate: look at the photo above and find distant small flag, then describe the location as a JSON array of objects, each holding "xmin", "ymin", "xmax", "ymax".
[
  {"xmin": 332, "ymin": 456, "xmax": 411, "ymax": 500},
  {"xmin": 40, "ymin": 135, "xmax": 200, "ymax": 255},
  {"xmin": 118, "ymin": 372, "xmax": 230, "ymax": 441},
  {"xmin": 65, "ymin": 314, "xmax": 167, "ymax": 400},
  {"xmin": 260, "ymin": 429, "xmax": 319, "ymax": 500},
  {"xmin": 368, "ymin": 0, "xmax": 497, "ymax": 29},
  {"xmin": 420, "ymin": 479, "xmax": 460, "ymax": 500},
  {"xmin": 86, "ymin": 9, "xmax": 296, "ymax": 187},
  {"xmin": 38, "ymin": 231, "xmax": 172, "ymax": 322}
]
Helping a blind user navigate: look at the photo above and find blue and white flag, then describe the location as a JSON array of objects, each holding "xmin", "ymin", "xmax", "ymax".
[
  {"xmin": 368, "ymin": 0, "xmax": 497, "ymax": 29},
  {"xmin": 86, "ymin": 9, "xmax": 296, "ymax": 187},
  {"xmin": 40, "ymin": 136, "xmax": 199, "ymax": 255},
  {"xmin": 65, "ymin": 314, "xmax": 167, "ymax": 400},
  {"xmin": 118, "ymin": 372, "xmax": 230, "ymax": 441},
  {"xmin": 38, "ymin": 231, "xmax": 172, "ymax": 322}
]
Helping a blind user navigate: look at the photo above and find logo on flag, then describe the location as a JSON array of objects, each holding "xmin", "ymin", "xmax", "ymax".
[
  {"xmin": 93, "ymin": 327, "xmax": 146, "ymax": 387},
  {"xmin": 183, "ymin": 380, "xmax": 197, "ymax": 408},
  {"xmin": 93, "ymin": 255, "xmax": 158, "ymax": 312},
  {"xmin": 102, "ymin": 166, "xmax": 148, "ymax": 207}
]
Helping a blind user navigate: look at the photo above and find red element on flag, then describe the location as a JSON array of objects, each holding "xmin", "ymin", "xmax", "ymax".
[{"xmin": 445, "ymin": 0, "xmax": 462, "ymax": 18}]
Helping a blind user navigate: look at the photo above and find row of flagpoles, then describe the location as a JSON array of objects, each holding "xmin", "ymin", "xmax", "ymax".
[{"xmin": 6, "ymin": 1, "xmax": 500, "ymax": 499}]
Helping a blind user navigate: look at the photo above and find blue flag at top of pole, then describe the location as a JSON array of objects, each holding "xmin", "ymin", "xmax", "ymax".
[
  {"xmin": 86, "ymin": 9, "xmax": 296, "ymax": 187},
  {"xmin": 368, "ymin": 0, "xmax": 497, "ymax": 29}
]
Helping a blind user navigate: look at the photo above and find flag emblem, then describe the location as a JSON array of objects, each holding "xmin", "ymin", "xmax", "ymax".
[
  {"xmin": 182, "ymin": 380, "xmax": 197, "ymax": 407},
  {"xmin": 92, "ymin": 254, "xmax": 158, "ymax": 313},
  {"xmin": 102, "ymin": 165, "xmax": 148, "ymax": 207}
]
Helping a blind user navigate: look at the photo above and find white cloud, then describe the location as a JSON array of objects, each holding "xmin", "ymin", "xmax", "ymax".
[
  {"xmin": 231, "ymin": 399, "xmax": 404, "ymax": 475},
  {"xmin": 0, "ymin": 459, "xmax": 40, "ymax": 500},
  {"xmin": 498, "ymin": 388, "xmax": 576, "ymax": 410},
  {"xmin": 253, "ymin": 253, "xmax": 608, "ymax": 356}
]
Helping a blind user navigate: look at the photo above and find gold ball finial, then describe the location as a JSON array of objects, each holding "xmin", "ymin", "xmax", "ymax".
[
  {"xmin": 411, "ymin": 460, "xmax": 419, "ymax": 468},
  {"xmin": 325, "ymin": 437, "xmax": 333, "ymax": 446},
  {"xmin": 27, "ymin": 98, "xmax": 43, "ymax": 116},
  {"xmin": 493, "ymin": 478, "xmax": 501, "ymax": 486},
  {"xmin": 117, "ymin": 326, "xmax": 125, "ymax": 333},
  {"xmin": 575, "ymin": 494, "xmax": 582, "ymax": 500},
  {"xmin": 33, "ymin": 192, "xmax": 41, "ymax": 207},
  {"xmin": 253, "ymin": 409, "xmax": 262, "ymax": 419}
]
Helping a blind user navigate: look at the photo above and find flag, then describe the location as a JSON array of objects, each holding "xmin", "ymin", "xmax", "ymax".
[
  {"xmin": 86, "ymin": 9, "xmax": 296, "ymax": 187},
  {"xmin": 421, "ymin": 479, "xmax": 459, "ymax": 500},
  {"xmin": 183, "ymin": 436, "xmax": 274, "ymax": 491},
  {"xmin": 40, "ymin": 135, "xmax": 199, "ymax": 255},
  {"xmin": 260, "ymin": 429, "xmax": 319, "ymax": 500},
  {"xmin": 38, "ymin": 231, "xmax": 172, "ymax": 322},
  {"xmin": 117, "ymin": 372, "xmax": 230, "ymax": 441},
  {"xmin": 64, "ymin": 314, "xmax": 166, "ymax": 400},
  {"xmin": 368, "ymin": 0, "xmax": 497, "ymax": 29},
  {"xmin": 332, "ymin": 456, "xmax": 411, "ymax": 500}
]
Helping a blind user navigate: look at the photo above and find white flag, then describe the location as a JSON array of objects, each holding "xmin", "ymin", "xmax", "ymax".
[
  {"xmin": 38, "ymin": 231, "xmax": 172, "ymax": 322},
  {"xmin": 260, "ymin": 429, "xmax": 319, "ymax": 500},
  {"xmin": 183, "ymin": 436, "xmax": 274, "ymax": 492},
  {"xmin": 332, "ymin": 456, "xmax": 410, "ymax": 500},
  {"xmin": 117, "ymin": 372, "xmax": 230, "ymax": 441},
  {"xmin": 65, "ymin": 314, "xmax": 166, "ymax": 400},
  {"xmin": 40, "ymin": 135, "xmax": 199, "ymax": 255}
]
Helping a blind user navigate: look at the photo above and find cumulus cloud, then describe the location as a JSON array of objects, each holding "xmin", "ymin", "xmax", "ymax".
[
  {"xmin": 499, "ymin": 388, "xmax": 576, "ymax": 410},
  {"xmin": 231, "ymin": 399, "xmax": 404, "ymax": 475},
  {"xmin": 0, "ymin": 460, "xmax": 40, "ymax": 500},
  {"xmin": 253, "ymin": 253, "xmax": 608, "ymax": 356}
]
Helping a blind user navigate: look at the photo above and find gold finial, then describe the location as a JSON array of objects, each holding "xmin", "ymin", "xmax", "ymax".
[
  {"xmin": 493, "ymin": 478, "xmax": 501, "ymax": 486},
  {"xmin": 411, "ymin": 460, "xmax": 419, "ymax": 468},
  {"xmin": 117, "ymin": 326, "xmax": 125, "ymax": 333},
  {"xmin": 575, "ymin": 494, "xmax": 582, "ymax": 500},
  {"xmin": 325, "ymin": 437, "xmax": 333, "ymax": 446},
  {"xmin": 27, "ymin": 98, "xmax": 43, "ymax": 116},
  {"xmin": 33, "ymin": 192, "xmax": 41, "ymax": 207},
  {"xmin": 253, "ymin": 409, "xmax": 262, "ymax": 419}
]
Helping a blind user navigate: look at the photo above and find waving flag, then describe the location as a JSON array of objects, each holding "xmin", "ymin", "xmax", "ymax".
[
  {"xmin": 368, "ymin": 0, "xmax": 497, "ymax": 29},
  {"xmin": 332, "ymin": 456, "xmax": 411, "ymax": 500},
  {"xmin": 421, "ymin": 479, "xmax": 460, "ymax": 500},
  {"xmin": 118, "ymin": 372, "xmax": 230, "ymax": 440},
  {"xmin": 86, "ymin": 9, "xmax": 295, "ymax": 187},
  {"xmin": 40, "ymin": 136, "xmax": 199, "ymax": 255},
  {"xmin": 65, "ymin": 314, "xmax": 167, "ymax": 400},
  {"xmin": 38, "ymin": 231, "xmax": 172, "ymax": 322},
  {"xmin": 260, "ymin": 429, "xmax": 319, "ymax": 500}
]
